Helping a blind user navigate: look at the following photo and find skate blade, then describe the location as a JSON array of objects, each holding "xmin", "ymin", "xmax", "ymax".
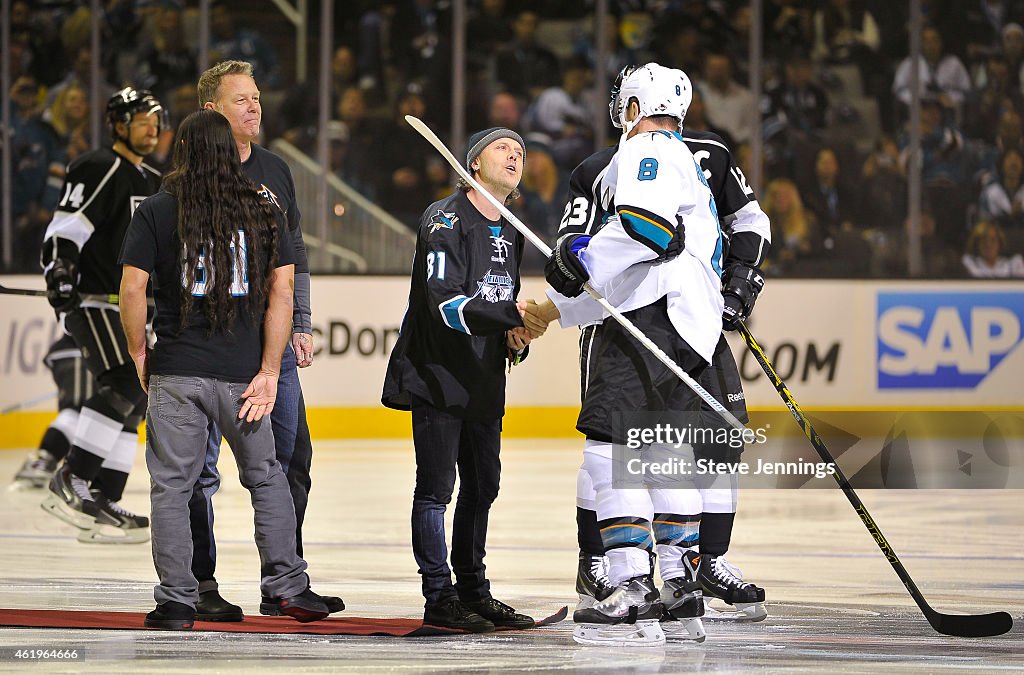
[
  {"xmin": 661, "ymin": 616, "xmax": 706, "ymax": 642},
  {"xmin": 40, "ymin": 494, "xmax": 95, "ymax": 529},
  {"xmin": 9, "ymin": 478, "xmax": 46, "ymax": 492},
  {"xmin": 77, "ymin": 522, "xmax": 150, "ymax": 544},
  {"xmin": 702, "ymin": 598, "xmax": 767, "ymax": 622},
  {"xmin": 572, "ymin": 619, "xmax": 665, "ymax": 647}
]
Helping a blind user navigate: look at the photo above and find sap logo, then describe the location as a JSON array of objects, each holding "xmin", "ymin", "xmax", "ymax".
[{"xmin": 877, "ymin": 292, "xmax": 1024, "ymax": 389}]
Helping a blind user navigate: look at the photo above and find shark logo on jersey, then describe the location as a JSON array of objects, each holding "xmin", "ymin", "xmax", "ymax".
[
  {"xmin": 429, "ymin": 210, "xmax": 459, "ymax": 233},
  {"xmin": 488, "ymin": 225, "xmax": 511, "ymax": 263},
  {"xmin": 476, "ymin": 269, "xmax": 514, "ymax": 303},
  {"xmin": 257, "ymin": 183, "xmax": 283, "ymax": 211}
]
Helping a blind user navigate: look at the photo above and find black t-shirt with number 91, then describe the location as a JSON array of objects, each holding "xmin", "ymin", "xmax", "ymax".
[{"xmin": 119, "ymin": 190, "xmax": 296, "ymax": 383}]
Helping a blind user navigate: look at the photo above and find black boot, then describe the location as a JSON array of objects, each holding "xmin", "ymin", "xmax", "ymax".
[
  {"xmin": 274, "ymin": 588, "xmax": 329, "ymax": 623},
  {"xmin": 423, "ymin": 597, "xmax": 495, "ymax": 633},
  {"xmin": 461, "ymin": 597, "xmax": 534, "ymax": 629},
  {"xmin": 145, "ymin": 601, "xmax": 195, "ymax": 630},
  {"xmin": 196, "ymin": 585, "xmax": 243, "ymax": 622},
  {"xmin": 261, "ymin": 588, "xmax": 343, "ymax": 616}
]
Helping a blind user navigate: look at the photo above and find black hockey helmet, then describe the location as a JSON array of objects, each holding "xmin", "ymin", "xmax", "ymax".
[{"xmin": 106, "ymin": 87, "xmax": 165, "ymax": 134}]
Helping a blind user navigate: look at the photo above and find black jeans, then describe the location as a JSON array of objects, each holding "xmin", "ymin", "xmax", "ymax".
[{"xmin": 411, "ymin": 400, "xmax": 502, "ymax": 607}]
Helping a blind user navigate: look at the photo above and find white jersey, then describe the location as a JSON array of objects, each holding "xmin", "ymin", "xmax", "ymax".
[{"xmin": 550, "ymin": 129, "xmax": 724, "ymax": 362}]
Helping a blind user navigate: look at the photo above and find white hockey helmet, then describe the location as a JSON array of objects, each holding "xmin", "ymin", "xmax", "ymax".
[{"xmin": 613, "ymin": 62, "xmax": 692, "ymax": 136}]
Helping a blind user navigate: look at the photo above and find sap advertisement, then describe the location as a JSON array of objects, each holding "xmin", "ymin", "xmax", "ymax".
[{"xmin": 1, "ymin": 276, "xmax": 1021, "ymax": 411}]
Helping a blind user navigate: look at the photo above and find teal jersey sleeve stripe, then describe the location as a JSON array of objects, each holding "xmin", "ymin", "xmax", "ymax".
[
  {"xmin": 439, "ymin": 295, "xmax": 472, "ymax": 334},
  {"xmin": 620, "ymin": 211, "xmax": 674, "ymax": 252}
]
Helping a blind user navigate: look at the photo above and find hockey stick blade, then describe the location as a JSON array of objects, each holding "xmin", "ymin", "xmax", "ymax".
[
  {"xmin": 404, "ymin": 115, "xmax": 744, "ymax": 431},
  {"xmin": 0, "ymin": 282, "xmax": 119, "ymax": 304},
  {"xmin": 738, "ymin": 322, "xmax": 1013, "ymax": 638}
]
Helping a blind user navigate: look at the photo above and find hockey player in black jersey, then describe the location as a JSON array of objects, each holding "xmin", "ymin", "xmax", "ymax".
[
  {"xmin": 525, "ymin": 65, "xmax": 771, "ymax": 627},
  {"xmin": 11, "ymin": 335, "xmax": 93, "ymax": 489},
  {"xmin": 39, "ymin": 87, "xmax": 164, "ymax": 544},
  {"xmin": 383, "ymin": 127, "xmax": 537, "ymax": 634}
]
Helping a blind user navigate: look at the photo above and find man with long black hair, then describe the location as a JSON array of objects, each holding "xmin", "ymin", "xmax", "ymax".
[
  {"xmin": 186, "ymin": 60, "xmax": 342, "ymax": 621},
  {"xmin": 119, "ymin": 108, "xmax": 328, "ymax": 630}
]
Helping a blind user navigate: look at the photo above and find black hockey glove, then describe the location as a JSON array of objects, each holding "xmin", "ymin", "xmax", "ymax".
[
  {"xmin": 654, "ymin": 214, "xmax": 686, "ymax": 263},
  {"xmin": 545, "ymin": 233, "xmax": 591, "ymax": 298},
  {"xmin": 721, "ymin": 263, "xmax": 764, "ymax": 331},
  {"xmin": 45, "ymin": 258, "xmax": 80, "ymax": 314}
]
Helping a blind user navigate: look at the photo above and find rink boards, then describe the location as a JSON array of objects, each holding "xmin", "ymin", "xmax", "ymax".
[{"xmin": 1, "ymin": 276, "xmax": 1022, "ymax": 447}]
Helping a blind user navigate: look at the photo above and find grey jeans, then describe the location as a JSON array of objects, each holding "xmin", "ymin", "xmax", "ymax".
[{"xmin": 146, "ymin": 374, "xmax": 309, "ymax": 608}]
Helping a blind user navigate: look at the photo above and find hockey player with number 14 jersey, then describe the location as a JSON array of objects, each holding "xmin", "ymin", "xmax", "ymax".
[{"xmin": 39, "ymin": 87, "xmax": 164, "ymax": 544}]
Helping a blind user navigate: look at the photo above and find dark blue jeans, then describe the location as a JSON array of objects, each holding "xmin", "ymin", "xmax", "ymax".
[
  {"xmin": 189, "ymin": 343, "xmax": 313, "ymax": 583},
  {"xmin": 411, "ymin": 400, "xmax": 502, "ymax": 607}
]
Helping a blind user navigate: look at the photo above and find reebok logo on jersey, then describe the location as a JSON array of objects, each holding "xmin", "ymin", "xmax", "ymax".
[
  {"xmin": 727, "ymin": 392, "xmax": 745, "ymax": 403},
  {"xmin": 429, "ymin": 210, "xmax": 459, "ymax": 233}
]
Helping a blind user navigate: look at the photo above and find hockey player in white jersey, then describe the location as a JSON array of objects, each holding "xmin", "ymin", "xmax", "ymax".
[
  {"xmin": 554, "ymin": 64, "xmax": 771, "ymax": 627},
  {"xmin": 541, "ymin": 63, "xmax": 724, "ymax": 647}
]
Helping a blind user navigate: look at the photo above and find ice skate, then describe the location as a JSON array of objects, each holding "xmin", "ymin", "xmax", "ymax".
[
  {"xmin": 659, "ymin": 574, "xmax": 706, "ymax": 642},
  {"xmin": 697, "ymin": 553, "xmax": 767, "ymax": 622},
  {"xmin": 41, "ymin": 463, "xmax": 100, "ymax": 529},
  {"xmin": 77, "ymin": 491, "xmax": 150, "ymax": 544},
  {"xmin": 573, "ymin": 575, "xmax": 666, "ymax": 647},
  {"xmin": 574, "ymin": 552, "xmax": 616, "ymax": 617},
  {"xmin": 12, "ymin": 450, "xmax": 58, "ymax": 490}
]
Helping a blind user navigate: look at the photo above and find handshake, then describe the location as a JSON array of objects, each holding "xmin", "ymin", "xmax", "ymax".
[{"xmin": 513, "ymin": 299, "xmax": 560, "ymax": 342}]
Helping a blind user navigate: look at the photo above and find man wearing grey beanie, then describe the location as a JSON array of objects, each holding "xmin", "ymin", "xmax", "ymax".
[{"xmin": 383, "ymin": 127, "xmax": 540, "ymax": 633}]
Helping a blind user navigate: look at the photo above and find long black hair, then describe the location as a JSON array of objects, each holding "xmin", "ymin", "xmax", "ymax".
[{"xmin": 162, "ymin": 109, "xmax": 278, "ymax": 334}]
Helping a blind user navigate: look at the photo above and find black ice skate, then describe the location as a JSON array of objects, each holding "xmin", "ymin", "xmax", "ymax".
[
  {"xmin": 574, "ymin": 552, "xmax": 616, "ymax": 618},
  {"xmin": 77, "ymin": 490, "xmax": 150, "ymax": 544},
  {"xmin": 695, "ymin": 552, "xmax": 767, "ymax": 622},
  {"xmin": 572, "ymin": 574, "xmax": 666, "ymax": 647},
  {"xmin": 40, "ymin": 464, "xmax": 100, "ymax": 529},
  {"xmin": 659, "ymin": 552, "xmax": 706, "ymax": 642},
  {"xmin": 13, "ymin": 450, "xmax": 58, "ymax": 489}
]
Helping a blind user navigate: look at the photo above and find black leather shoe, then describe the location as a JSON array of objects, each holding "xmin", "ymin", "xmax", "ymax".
[
  {"xmin": 196, "ymin": 588, "xmax": 243, "ymax": 622},
  {"xmin": 273, "ymin": 588, "xmax": 329, "ymax": 623},
  {"xmin": 462, "ymin": 597, "xmax": 535, "ymax": 629},
  {"xmin": 145, "ymin": 601, "xmax": 195, "ymax": 630},
  {"xmin": 423, "ymin": 597, "xmax": 495, "ymax": 633},
  {"xmin": 260, "ymin": 589, "xmax": 343, "ymax": 616}
]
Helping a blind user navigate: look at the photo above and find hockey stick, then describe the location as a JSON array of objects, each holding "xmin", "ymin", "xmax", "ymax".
[
  {"xmin": 0, "ymin": 391, "xmax": 57, "ymax": 415},
  {"xmin": 0, "ymin": 281, "xmax": 120, "ymax": 305},
  {"xmin": 737, "ymin": 321, "xmax": 1013, "ymax": 638},
  {"xmin": 405, "ymin": 115, "xmax": 745, "ymax": 431}
]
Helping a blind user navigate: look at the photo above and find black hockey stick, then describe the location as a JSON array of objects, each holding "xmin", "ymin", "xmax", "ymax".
[
  {"xmin": 737, "ymin": 321, "xmax": 1013, "ymax": 638},
  {"xmin": 0, "ymin": 281, "xmax": 120, "ymax": 305}
]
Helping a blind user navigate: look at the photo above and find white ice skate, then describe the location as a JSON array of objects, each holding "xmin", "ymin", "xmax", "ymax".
[{"xmin": 573, "ymin": 575, "xmax": 666, "ymax": 647}]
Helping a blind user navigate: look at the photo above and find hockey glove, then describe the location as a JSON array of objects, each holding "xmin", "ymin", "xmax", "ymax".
[
  {"xmin": 45, "ymin": 258, "xmax": 80, "ymax": 314},
  {"xmin": 654, "ymin": 214, "xmax": 686, "ymax": 262},
  {"xmin": 721, "ymin": 263, "xmax": 765, "ymax": 331},
  {"xmin": 545, "ymin": 234, "xmax": 591, "ymax": 298}
]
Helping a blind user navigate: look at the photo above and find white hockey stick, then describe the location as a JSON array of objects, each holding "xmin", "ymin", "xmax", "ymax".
[{"xmin": 405, "ymin": 115, "xmax": 744, "ymax": 430}]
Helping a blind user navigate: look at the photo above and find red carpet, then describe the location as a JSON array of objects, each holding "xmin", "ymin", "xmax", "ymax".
[{"xmin": 0, "ymin": 606, "xmax": 567, "ymax": 637}]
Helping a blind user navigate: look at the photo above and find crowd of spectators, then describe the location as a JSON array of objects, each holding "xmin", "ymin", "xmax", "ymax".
[{"xmin": 5, "ymin": 0, "xmax": 1024, "ymax": 278}]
